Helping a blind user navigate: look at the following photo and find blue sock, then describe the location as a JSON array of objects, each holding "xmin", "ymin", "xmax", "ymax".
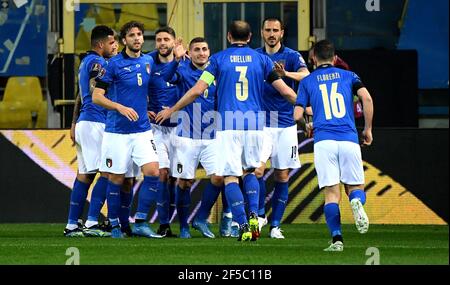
[
  {"xmin": 168, "ymin": 182, "xmax": 176, "ymax": 220},
  {"xmin": 349, "ymin": 189, "xmax": 366, "ymax": 205},
  {"xmin": 135, "ymin": 176, "xmax": 159, "ymax": 221},
  {"xmin": 257, "ymin": 177, "xmax": 266, "ymax": 217},
  {"xmin": 86, "ymin": 176, "xmax": 108, "ymax": 222},
  {"xmin": 119, "ymin": 190, "xmax": 133, "ymax": 228},
  {"xmin": 221, "ymin": 187, "xmax": 231, "ymax": 214},
  {"xmin": 197, "ymin": 183, "xmax": 222, "ymax": 221},
  {"xmin": 106, "ymin": 181, "xmax": 121, "ymax": 228},
  {"xmin": 324, "ymin": 203, "xmax": 342, "ymax": 237},
  {"xmin": 176, "ymin": 186, "xmax": 191, "ymax": 229},
  {"xmin": 157, "ymin": 181, "xmax": 170, "ymax": 225},
  {"xmin": 243, "ymin": 174, "xmax": 260, "ymax": 215},
  {"xmin": 67, "ymin": 179, "xmax": 90, "ymax": 226},
  {"xmin": 224, "ymin": 182, "xmax": 247, "ymax": 226},
  {"xmin": 271, "ymin": 181, "xmax": 289, "ymax": 228}
]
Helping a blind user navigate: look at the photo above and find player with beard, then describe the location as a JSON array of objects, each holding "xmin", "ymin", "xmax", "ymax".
[
  {"xmin": 254, "ymin": 18, "xmax": 309, "ymax": 239},
  {"xmin": 92, "ymin": 21, "xmax": 162, "ymax": 239},
  {"xmin": 146, "ymin": 27, "xmax": 179, "ymax": 237}
]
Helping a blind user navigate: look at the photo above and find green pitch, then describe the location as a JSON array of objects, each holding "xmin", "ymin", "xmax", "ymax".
[{"xmin": 0, "ymin": 224, "xmax": 447, "ymax": 265}]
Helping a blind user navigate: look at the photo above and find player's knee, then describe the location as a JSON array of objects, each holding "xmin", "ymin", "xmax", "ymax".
[
  {"xmin": 224, "ymin": 176, "xmax": 239, "ymax": 185},
  {"xmin": 76, "ymin": 173, "xmax": 94, "ymax": 184},
  {"xmin": 210, "ymin": 175, "xmax": 224, "ymax": 187},
  {"xmin": 254, "ymin": 165, "xmax": 265, "ymax": 178},
  {"xmin": 274, "ymin": 169, "xmax": 289, "ymax": 183},
  {"xmin": 178, "ymin": 179, "xmax": 193, "ymax": 190},
  {"xmin": 159, "ymin": 168, "xmax": 169, "ymax": 181},
  {"xmin": 109, "ymin": 174, "xmax": 125, "ymax": 185}
]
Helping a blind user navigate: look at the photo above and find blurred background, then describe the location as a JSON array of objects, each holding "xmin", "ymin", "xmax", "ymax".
[{"xmin": 0, "ymin": 0, "xmax": 448, "ymax": 225}]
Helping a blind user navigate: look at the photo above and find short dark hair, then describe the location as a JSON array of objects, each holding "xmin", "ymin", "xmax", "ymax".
[
  {"xmin": 91, "ymin": 25, "xmax": 114, "ymax": 47},
  {"xmin": 313, "ymin": 40, "xmax": 335, "ymax": 61},
  {"xmin": 261, "ymin": 17, "xmax": 284, "ymax": 30},
  {"xmin": 155, "ymin": 26, "xmax": 176, "ymax": 38},
  {"xmin": 120, "ymin": 21, "xmax": 144, "ymax": 40},
  {"xmin": 189, "ymin": 37, "xmax": 207, "ymax": 49},
  {"xmin": 228, "ymin": 20, "xmax": 251, "ymax": 42}
]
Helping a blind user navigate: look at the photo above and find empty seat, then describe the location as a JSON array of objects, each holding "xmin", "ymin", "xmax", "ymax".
[
  {"xmin": 0, "ymin": 101, "xmax": 32, "ymax": 128},
  {"xmin": 3, "ymin": 76, "xmax": 44, "ymax": 113},
  {"xmin": 2, "ymin": 76, "xmax": 47, "ymax": 128},
  {"xmin": 116, "ymin": 4, "xmax": 159, "ymax": 32}
]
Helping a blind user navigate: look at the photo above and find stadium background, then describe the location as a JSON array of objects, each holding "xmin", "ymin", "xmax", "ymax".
[{"xmin": 0, "ymin": 0, "xmax": 448, "ymax": 226}]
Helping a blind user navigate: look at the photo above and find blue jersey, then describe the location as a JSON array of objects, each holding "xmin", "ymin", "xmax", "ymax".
[
  {"xmin": 201, "ymin": 44, "xmax": 274, "ymax": 131},
  {"xmin": 97, "ymin": 50, "xmax": 154, "ymax": 134},
  {"xmin": 147, "ymin": 51, "xmax": 178, "ymax": 127},
  {"xmin": 169, "ymin": 59, "xmax": 217, "ymax": 140},
  {"xmin": 256, "ymin": 45, "xmax": 307, "ymax": 128},
  {"xmin": 296, "ymin": 64, "xmax": 364, "ymax": 144},
  {"xmin": 77, "ymin": 51, "xmax": 108, "ymax": 123}
]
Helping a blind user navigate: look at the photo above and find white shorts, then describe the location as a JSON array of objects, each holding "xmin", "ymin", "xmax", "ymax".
[
  {"xmin": 215, "ymin": 130, "xmax": 264, "ymax": 177},
  {"xmin": 314, "ymin": 140, "xmax": 365, "ymax": 189},
  {"xmin": 171, "ymin": 136, "xmax": 217, "ymax": 179},
  {"xmin": 151, "ymin": 124, "xmax": 177, "ymax": 170},
  {"xmin": 75, "ymin": 121, "xmax": 105, "ymax": 174},
  {"xmin": 99, "ymin": 130, "xmax": 159, "ymax": 175},
  {"xmin": 260, "ymin": 125, "xmax": 301, "ymax": 169}
]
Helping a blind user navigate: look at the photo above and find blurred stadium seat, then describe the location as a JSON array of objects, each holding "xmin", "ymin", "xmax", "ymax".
[
  {"xmin": 0, "ymin": 101, "xmax": 33, "ymax": 128},
  {"xmin": 116, "ymin": 4, "xmax": 159, "ymax": 32},
  {"xmin": 2, "ymin": 76, "xmax": 46, "ymax": 128}
]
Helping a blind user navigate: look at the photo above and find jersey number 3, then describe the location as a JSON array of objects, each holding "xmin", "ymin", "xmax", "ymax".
[
  {"xmin": 235, "ymin": 66, "xmax": 248, "ymax": 101},
  {"xmin": 319, "ymin": 82, "xmax": 346, "ymax": 120}
]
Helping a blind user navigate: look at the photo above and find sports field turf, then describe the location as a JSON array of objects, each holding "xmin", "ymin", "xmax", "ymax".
[{"xmin": 0, "ymin": 224, "xmax": 447, "ymax": 265}]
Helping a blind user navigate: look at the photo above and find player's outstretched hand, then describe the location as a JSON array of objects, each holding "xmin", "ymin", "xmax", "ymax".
[
  {"xmin": 274, "ymin": 62, "xmax": 286, "ymax": 77},
  {"xmin": 117, "ymin": 105, "xmax": 139, "ymax": 122},
  {"xmin": 155, "ymin": 106, "xmax": 173, "ymax": 125},
  {"xmin": 147, "ymin": 111, "xmax": 157, "ymax": 120},
  {"xmin": 173, "ymin": 37, "xmax": 189, "ymax": 61},
  {"xmin": 361, "ymin": 128, "xmax": 373, "ymax": 147}
]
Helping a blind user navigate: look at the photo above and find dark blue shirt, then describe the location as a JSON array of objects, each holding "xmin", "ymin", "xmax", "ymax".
[
  {"xmin": 78, "ymin": 51, "xmax": 108, "ymax": 123},
  {"xmin": 256, "ymin": 45, "xmax": 307, "ymax": 128},
  {"xmin": 296, "ymin": 65, "xmax": 363, "ymax": 144},
  {"xmin": 169, "ymin": 59, "xmax": 217, "ymax": 140},
  {"xmin": 147, "ymin": 50, "xmax": 179, "ymax": 127},
  {"xmin": 201, "ymin": 44, "xmax": 274, "ymax": 131},
  {"xmin": 97, "ymin": 50, "xmax": 154, "ymax": 134}
]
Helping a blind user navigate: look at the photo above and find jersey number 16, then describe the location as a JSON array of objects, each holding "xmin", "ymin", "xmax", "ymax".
[{"xmin": 319, "ymin": 82, "xmax": 346, "ymax": 120}]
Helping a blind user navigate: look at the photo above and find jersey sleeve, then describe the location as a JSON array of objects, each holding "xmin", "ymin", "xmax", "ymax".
[
  {"xmin": 291, "ymin": 51, "xmax": 307, "ymax": 71},
  {"xmin": 88, "ymin": 57, "xmax": 107, "ymax": 79},
  {"xmin": 200, "ymin": 56, "xmax": 218, "ymax": 86},
  {"xmin": 95, "ymin": 60, "xmax": 115, "ymax": 90},
  {"xmin": 296, "ymin": 80, "xmax": 309, "ymax": 108},
  {"xmin": 351, "ymin": 72, "xmax": 365, "ymax": 94}
]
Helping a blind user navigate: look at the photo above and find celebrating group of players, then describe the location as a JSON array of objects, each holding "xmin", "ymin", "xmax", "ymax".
[{"xmin": 64, "ymin": 16, "xmax": 374, "ymax": 251}]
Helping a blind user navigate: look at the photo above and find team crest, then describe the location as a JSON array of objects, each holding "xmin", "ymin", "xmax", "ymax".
[
  {"xmin": 146, "ymin": 63, "xmax": 151, "ymax": 74},
  {"xmin": 106, "ymin": 158, "xmax": 113, "ymax": 168},
  {"xmin": 177, "ymin": 163, "xmax": 183, "ymax": 174}
]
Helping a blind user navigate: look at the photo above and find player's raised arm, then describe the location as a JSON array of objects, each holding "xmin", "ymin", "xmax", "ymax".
[
  {"xmin": 275, "ymin": 62, "xmax": 310, "ymax": 82},
  {"xmin": 356, "ymin": 87, "xmax": 374, "ymax": 146}
]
